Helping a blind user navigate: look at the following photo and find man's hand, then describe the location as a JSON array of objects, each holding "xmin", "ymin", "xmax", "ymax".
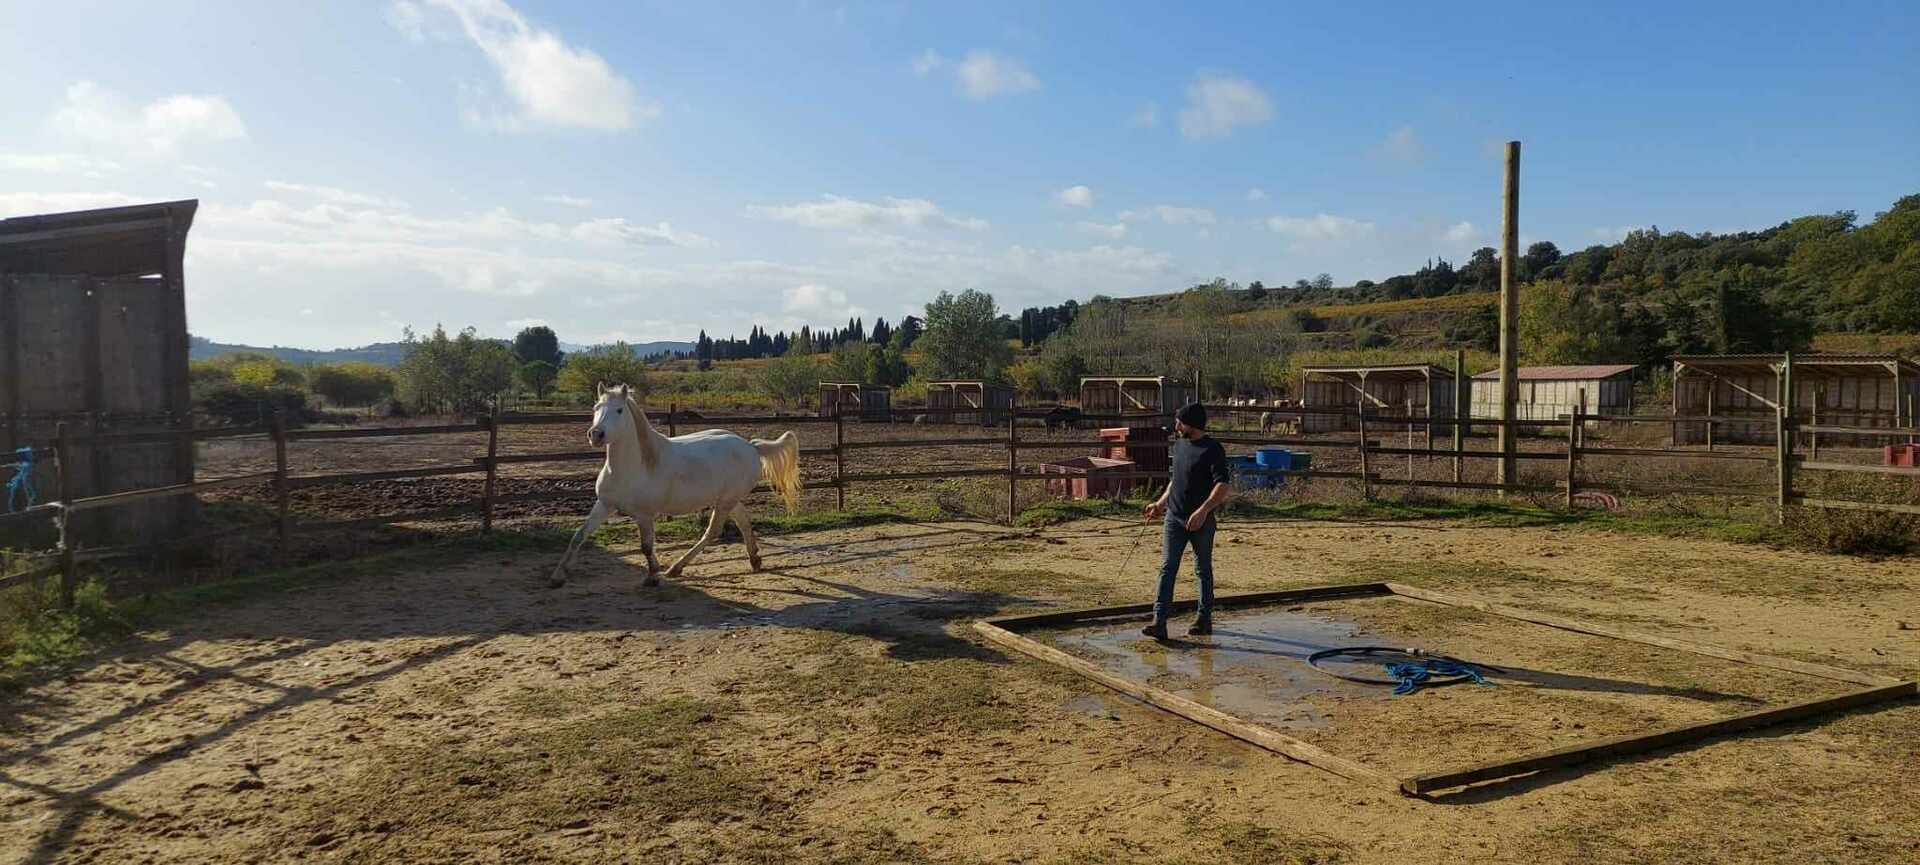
[
  {"xmin": 1143, "ymin": 501, "xmax": 1165, "ymax": 520},
  {"xmin": 1184, "ymin": 510, "xmax": 1208, "ymax": 532}
]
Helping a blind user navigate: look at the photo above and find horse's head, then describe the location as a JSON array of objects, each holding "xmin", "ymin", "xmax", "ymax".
[{"xmin": 589, "ymin": 382, "xmax": 638, "ymax": 447}]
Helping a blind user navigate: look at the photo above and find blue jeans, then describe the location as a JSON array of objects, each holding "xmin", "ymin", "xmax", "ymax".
[{"xmin": 1153, "ymin": 513, "xmax": 1216, "ymax": 623}]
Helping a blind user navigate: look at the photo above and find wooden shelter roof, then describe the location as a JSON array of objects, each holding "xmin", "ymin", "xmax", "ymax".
[
  {"xmin": 0, "ymin": 199, "xmax": 197, "ymax": 277},
  {"xmin": 1672, "ymin": 354, "xmax": 1919, "ymax": 378},
  {"xmin": 1471, "ymin": 364, "xmax": 1637, "ymax": 381},
  {"xmin": 1301, "ymin": 363, "xmax": 1455, "ymax": 382}
]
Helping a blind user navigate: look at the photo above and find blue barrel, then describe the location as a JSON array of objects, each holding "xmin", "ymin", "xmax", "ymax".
[{"xmin": 1255, "ymin": 447, "xmax": 1291, "ymax": 468}]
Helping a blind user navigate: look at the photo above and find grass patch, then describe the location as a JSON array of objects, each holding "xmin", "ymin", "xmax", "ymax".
[
  {"xmin": 1016, "ymin": 498, "xmax": 1136, "ymax": 527},
  {"xmin": 501, "ymin": 684, "xmax": 599, "ymax": 719},
  {"xmin": 938, "ymin": 563, "xmax": 1113, "ymax": 604},
  {"xmin": 767, "ymin": 635, "xmax": 1021, "ymax": 735}
]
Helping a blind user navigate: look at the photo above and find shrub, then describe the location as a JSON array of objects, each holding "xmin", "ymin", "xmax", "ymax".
[
  {"xmin": 1784, "ymin": 473, "xmax": 1919, "ymax": 555},
  {"xmin": 308, "ymin": 362, "xmax": 396, "ymax": 408},
  {"xmin": 556, "ymin": 343, "xmax": 650, "ymax": 399},
  {"xmin": 195, "ymin": 382, "xmax": 308, "ymax": 426}
]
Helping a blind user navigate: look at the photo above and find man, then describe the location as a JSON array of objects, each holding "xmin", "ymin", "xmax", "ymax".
[{"xmin": 1141, "ymin": 401, "xmax": 1232, "ymax": 640}]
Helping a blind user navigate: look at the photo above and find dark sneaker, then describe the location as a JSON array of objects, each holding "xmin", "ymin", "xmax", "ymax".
[
  {"xmin": 1141, "ymin": 622, "xmax": 1169, "ymax": 640},
  {"xmin": 1187, "ymin": 617, "xmax": 1213, "ymax": 637}
]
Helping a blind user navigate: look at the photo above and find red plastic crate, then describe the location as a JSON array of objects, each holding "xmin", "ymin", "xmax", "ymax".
[
  {"xmin": 1042, "ymin": 456, "xmax": 1137, "ymax": 499},
  {"xmin": 1886, "ymin": 444, "xmax": 1919, "ymax": 467}
]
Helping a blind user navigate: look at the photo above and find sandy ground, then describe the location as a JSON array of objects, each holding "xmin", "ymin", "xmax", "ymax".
[{"xmin": 4, "ymin": 511, "xmax": 1918, "ymax": 864}]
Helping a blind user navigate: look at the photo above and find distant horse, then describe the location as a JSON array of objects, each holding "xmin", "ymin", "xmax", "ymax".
[{"xmin": 549, "ymin": 383, "xmax": 803, "ymax": 587}]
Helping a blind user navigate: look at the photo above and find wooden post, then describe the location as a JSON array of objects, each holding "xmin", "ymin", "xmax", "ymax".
[
  {"xmin": 54, "ymin": 422, "xmax": 77, "ymax": 609},
  {"xmin": 1498, "ymin": 140, "xmax": 1521, "ymax": 495},
  {"xmin": 1357, "ymin": 408, "xmax": 1372, "ymax": 500},
  {"xmin": 272, "ymin": 411, "xmax": 290, "ymax": 558},
  {"xmin": 481, "ymin": 400, "xmax": 500, "ymax": 532},
  {"xmin": 667, "ymin": 401, "xmax": 677, "ymax": 437},
  {"xmin": 1565, "ymin": 389, "xmax": 1583, "ymax": 509},
  {"xmin": 1908, "ymin": 393, "xmax": 1915, "ymax": 446},
  {"xmin": 834, "ymin": 406, "xmax": 846, "ymax": 511},
  {"xmin": 1810, "ymin": 389, "xmax": 1821, "ymax": 461},
  {"xmin": 1776, "ymin": 351, "xmax": 1794, "ymax": 525},
  {"xmin": 1007, "ymin": 395, "xmax": 1019, "ymax": 525},
  {"xmin": 1454, "ymin": 348, "xmax": 1466, "ymax": 484},
  {"xmin": 1405, "ymin": 397, "xmax": 1415, "ymax": 482},
  {"xmin": 1705, "ymin": 382, "xmax": 1716, "ymax": 451}
]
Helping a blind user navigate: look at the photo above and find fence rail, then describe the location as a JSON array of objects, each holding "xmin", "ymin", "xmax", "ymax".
[{"xmin": 7, "ymin": 398, "xmax": 1916, "ymax": 608}]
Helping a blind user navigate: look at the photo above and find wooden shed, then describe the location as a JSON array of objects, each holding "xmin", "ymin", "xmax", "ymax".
[
  {"xmin": 1471, "ymin": 364, "xmax": 1636, "ymax": 422},
  {"xmin": 1672, "ymin": 354, "xmax": 1920, "ymax": 446},
  {"xmin": 1079, "ymin": 376, "xmax": 1192, "ymax": 430},
  {"xmin": 817, "ymin": 382, "xmax": 892, "ymax": 421},
  {"xmin": 0, "ymin": 200, "xmax": 198, "ymax": 544},
  {"xmin": 1299, "ymin": 364, "xmax": 1456, "ymax": 433},
  {"xmin": 926, "ymin": 380, "xmax": 1013, "ymax": 426}
]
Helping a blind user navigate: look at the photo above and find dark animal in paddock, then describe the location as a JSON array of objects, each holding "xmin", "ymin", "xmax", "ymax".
[{"xmin": 1042, "ymin": 406, "xmax": 1083, "ymax": 430}]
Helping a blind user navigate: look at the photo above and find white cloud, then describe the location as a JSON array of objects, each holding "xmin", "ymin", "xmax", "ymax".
[
  {"xmin": 912, "ymin": 49, "xmax": 947, "ymax": 76},
  {"xmin": 1129, "ymin": 103, "xmax": 1160, "ymax": 128},
  {"xmin": 387, "ymin": 0, "xmax": 428, "ymax": 41},
  {"xmin": 0, "ymin": 191, "xmax": 144, "ymax": 218},
  {"xmin": 954, "ymin": 50, "xmax": 1039, "ymax": 100},
  {"xmin": 1590, "ymin": 226, "xmax": 1638, "ymax": 242},
  {"xmin": 541, "ymin": 194, "xmax": 594, "ymax": 208},
  {"xmin": 49, "ymin": 81, "xmax": 247, "ymax": 157},
  {"xmin": 264, "ymin": 181, "xmax": 408, "ymax": 209},
  {"xmin": 747, "ymin": 194, "xmax": 988, "ymax": 232},
  {"xmin": 412, "ymin": 0, "xmax": 654, "ymax": 132},
  {"xmin": 1443, "ymin": 221, "xmax": 1477, "ymax": 243},
  {"xmin": 1054, "ymin": 185, "xmax": 1094, "ymax": 208},
  {"xmin": 1075, "ymin": 221, "xmax": 1127, "ymax": 239},
  {"xmin": 1118, "ymin": 205, "xmax": 1216, "ymax": 226},
  {"xmin": 1264, "ymin": 213, "xmax": 1377, "ymax": 244},
  {"xmin": 1376, "ymin": 125, "xmax": 1425, "ymax": 165},
  {"xmin": 1246, "ymin": 187, "xmax": 1268, "ymax": 202},
  {"xmin": 1177, "ymin": 73, "xmax": 1272, "ymax": 141},
  {"xmin": 0, "ymin": 152, "xmax": 125, "ymax": 177},
  {"xmin": 570, "ymin": 217, "xmax": 713, "ymax": 248},
  {"xmin": 783, "ymin": 283, "xmax": 847, "ymax": 313}
]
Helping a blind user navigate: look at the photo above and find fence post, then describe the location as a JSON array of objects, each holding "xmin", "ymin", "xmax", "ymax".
[
  {"xmin": 1566, "ymin": 389, "xmax": 1583, "ymax": 509},
  {"xmin": 1706, "ymin": 385, "xmax": 1716, "ymax": 451},
  {"xmin": 1405, "ymin": 398, "xmax": 1415, "ymax": 482},
  {"xmin": 1357, "ymin": 408, "xmax": 1372, "ymax": 500},
  {"xmin": 1908, "ymin": 394, "xmax": 1915, "ymax": 446},
  {"xmin": 54, "ymin": 422, "xmax": 76, "ymax": 609},
  {"xmin": 271, "ymin": 410, "xmax": 290, "ymax": 560},
  {"xmin": 1007, "ymin": 395, "xmax": 1018, "ymax": 525},
  {"xmin": 834, "ymin": 406, "xmax": 846, "ymax": 511},
  {"xmin": 1453, "ymin": 348, "xmax": 1465, "ymax": 484},
  {"xmin": 1776, "ymin": 409, "xmax": 1793, "ymax": 524},
  {"xmin": 668, "ymin": 401, "xmax": 677, "ymax": 438},
  {"xmin": 481, "ymin": 400, "xmax": 499, "ymax": 533},
  {"xmin": 1809, "ymin": 390, "xmax": 1820, "ymax": 461}
]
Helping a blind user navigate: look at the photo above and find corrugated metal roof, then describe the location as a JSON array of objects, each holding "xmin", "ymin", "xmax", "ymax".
[
  {"xmin": 1672, "ymin": 354, "xmax": 1920, "ymax": 376},
  {"xmin": 1472, "ymin": 364, "xmax": 1637, "ymax": 381}
]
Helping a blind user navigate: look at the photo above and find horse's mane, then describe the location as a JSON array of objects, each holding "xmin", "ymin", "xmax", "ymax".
[{"xmin": 618, "ymin": 391, "xmax": 663, "ymax": 470}]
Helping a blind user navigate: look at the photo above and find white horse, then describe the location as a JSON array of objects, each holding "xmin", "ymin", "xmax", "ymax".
[{"xmin": 549, "ymin": 384, "xmax": 803, "ymax": 587}]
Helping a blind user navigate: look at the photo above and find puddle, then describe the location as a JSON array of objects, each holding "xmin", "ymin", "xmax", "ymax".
[{"xmin": 1040, "ymin": 607, "xmax": 1409, "ymax": 729}]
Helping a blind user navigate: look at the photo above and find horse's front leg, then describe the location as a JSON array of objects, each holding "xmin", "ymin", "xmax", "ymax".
[
  {"xmin": 639, "ymin": 515, "xmax": 662, "ymax": 586},
  {"xmin": 549, "ymin": 499, "xmax": 611, "ymax": 588}
]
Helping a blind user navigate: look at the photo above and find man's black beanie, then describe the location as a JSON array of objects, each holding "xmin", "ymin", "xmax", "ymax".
[{"xmin": 1175, "ymin": 401, "xmax": 1207, "ymax": 430}]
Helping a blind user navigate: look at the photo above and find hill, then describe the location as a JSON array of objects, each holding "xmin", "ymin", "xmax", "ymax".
[{"xmin": 189, "ymin": 335, "xmax": 693, "ymax": 366}]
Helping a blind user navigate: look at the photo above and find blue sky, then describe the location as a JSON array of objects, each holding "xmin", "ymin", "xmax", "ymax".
[{"xmin": 2, "ymin": 1, "xmax": 1915, "ymax": 348}]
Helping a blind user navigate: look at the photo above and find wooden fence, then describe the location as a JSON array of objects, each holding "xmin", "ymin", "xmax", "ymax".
[{"xmin": 4, "ymin": 396, "xmax": 1917, "ymax": 608}]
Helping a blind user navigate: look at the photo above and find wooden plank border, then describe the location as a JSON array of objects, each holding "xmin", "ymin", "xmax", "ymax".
[{"xmin": 979, "ymin": 582, "xmax": 1912, "ymax": 797}]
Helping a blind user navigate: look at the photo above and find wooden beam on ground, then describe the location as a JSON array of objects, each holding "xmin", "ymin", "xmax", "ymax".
[
  {"xmin": 1402, "ymin": 680, "xmax": 1915, "ymax": 795},
  {"xmin": 983, "ymin": 584, "xmax": 1392, "ymax": 631},
  {"xmin": 974, "ymin": 619, "xmax": 1403, "ymax": 791},
  {"xmin": 1383, "ymin": 582, "xmax": 1900, "ymax": 687}
]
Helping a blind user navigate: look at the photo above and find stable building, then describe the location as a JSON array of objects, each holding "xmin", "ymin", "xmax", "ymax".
[
  {"xmin": 925, "ymin": 380, "xmax": 1013, "ymax": 426},
  {"xmin": 1671, "ymin": 354, "xmax": 1920, "ymax": 445},
  {"xmin": 817, "ymin": 382, "xmax": 892, "ymax": 422},
  {"xmin": 1298, "ymin": 364, "xmax": 1457, "ymax": 433},
  {"xmin": 1079, "ymin": 376, "xmax": 1192, "ymax": 430},
  {"xmin": 1471, "ymin": 364, "xmax": 1637, "ymax": 421}
]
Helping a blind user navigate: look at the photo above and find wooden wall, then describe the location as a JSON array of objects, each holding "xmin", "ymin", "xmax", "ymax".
[
  {"xmin": 1673, "ymin": 367, "xmax": 1916, "ymax": 445},
  {"xmin": 1301, "ymin": 374, "xmax": 1454, "ymax": 432},
  {"xmin": 1470, "ymin": 377, "xmax": 1632, "ymax": 422},
  {"xmin": 2, "ymin": 274, "xmax": 192, "ymax": 542}
]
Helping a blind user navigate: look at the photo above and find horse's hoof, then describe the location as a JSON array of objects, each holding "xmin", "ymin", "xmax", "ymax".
[
  {"xmin": 547, "ymin": 577, "xmax": 566, "ymax": 589},
  {"xmin": 749, "ymin": 557, "xmax": 763, "ymax": 572},
  {"xmin": 641, "ymin": 575, "xmax": 660, "ymax": 588}
]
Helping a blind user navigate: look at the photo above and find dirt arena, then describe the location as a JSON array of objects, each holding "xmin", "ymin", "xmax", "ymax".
[{"xmin": 5, "ymin": 508, "xmax": 1917, "ymax": 864}]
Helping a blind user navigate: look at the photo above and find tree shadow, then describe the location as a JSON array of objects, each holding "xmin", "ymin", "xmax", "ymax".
[{"xmin": 0, "ymin": 523, "xmax": 1035, "ymax": 863}]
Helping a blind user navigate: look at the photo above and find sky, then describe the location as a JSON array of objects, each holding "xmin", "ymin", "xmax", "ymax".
[{"xmin": 1, "ymin": 1, "xmax": 1915, "ymax": 349}]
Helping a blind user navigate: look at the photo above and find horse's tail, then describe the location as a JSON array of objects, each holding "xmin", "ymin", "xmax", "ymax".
[{"xmin": 753, "ymin": 430, "xmax": 803, "ymax": 512}]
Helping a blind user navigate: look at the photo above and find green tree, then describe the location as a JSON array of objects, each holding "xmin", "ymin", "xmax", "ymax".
[
  {"xmin": 759, "ymin": 340, "xmax": 817, "ymax": 409},
  {"xmin": 395, "ymin": 326, "xmax": 514, "ymax": 413},
  {"xmin": 866, "ymin": 343, "xmax": 912, "ymax": 387},
  {"xmin": 512, "ymin": 325, "xmax": 564, "ymax": 367},
  {"xmin": 556, "ymin": 343, "xmax": 650, "ymax": 398},
  {"xmin": 916, "ymin": 289, "xmax": 1013, "ymax": 381},
  {"xmin": 517, "ymin": 359, "xmax": 559, "ymax": 399},
  {"xmin": 308, "ymin": 362, "xmax": 396, "ymax": 407}
]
